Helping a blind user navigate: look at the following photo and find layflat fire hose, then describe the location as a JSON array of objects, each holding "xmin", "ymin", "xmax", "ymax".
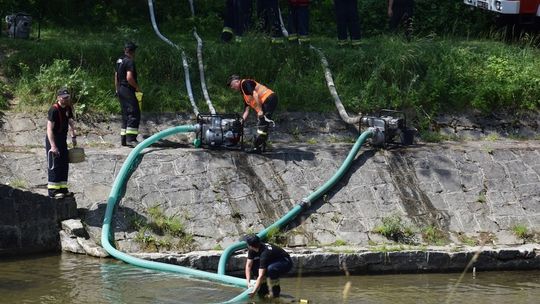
[
  {"xmin": 310, "ymin": 45, "xmax": 362, "ymax": 126},
  {"xmin": 147, "ymin": 0, "xmax": 199, "ymax": 115}
]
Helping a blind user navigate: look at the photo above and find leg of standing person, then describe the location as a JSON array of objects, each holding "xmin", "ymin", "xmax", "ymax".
[
  {"xmin": 403, "ymin": 3, "xmax": 414, "ymax": 41},
  {"xmin": 57, "ymin": 139, "xmax": 70, "ymax": 195},
  {"xmin": 269, "ymin": 0, "xmax": 283, "ymax": 43},
  {"xmin": 46, "ymin": 136, "xmax": 68, "ymax": 198},
  {"xmin": 334, "ymin": 0, "xmax": 348, "ymax": 45},
  {"xmin": 288, "ymin": 4, "xmax": 299, "ymax": 42},
  {"xmin": 119, "ymin": 86, "xmax": 139, "ymax": 146},
  {"xmin": 119, "ymin": 89, "xmax": 129, "ymax": 146},
  {"xmin": 253, "ymin": 94, "xmax": 278, "ymax": 151},
  {"xmin": 347, "ymin": 0, "xmax": 362, "ymax": 46},
  {"xmin": 222, "ymin": 0, "xmax": 235, "ymax": 42},
  {"xmin": 240, "ymin": 0, "xmax": 253, "ymax": 35},
  {"xmin": 297, "ymin": 5, "xmax": 310, "ymax": 44},
  {"xmin": 389, "ymin": 2, "xmax": 402, "ymax": 32}
]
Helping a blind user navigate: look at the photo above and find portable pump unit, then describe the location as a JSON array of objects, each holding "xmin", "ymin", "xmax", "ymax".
[
  {"xmin": 195, "ymin": 114, "xmax": 244, "ymax": 149},
  {"xmin": 360, "ymin": 110, "xmax": 416, "ymax": 147}
]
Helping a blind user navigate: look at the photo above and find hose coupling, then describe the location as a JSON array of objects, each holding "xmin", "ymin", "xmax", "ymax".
[{"xmin": 300, "ymin": 198, "xmax": 311, "ymax": 209}]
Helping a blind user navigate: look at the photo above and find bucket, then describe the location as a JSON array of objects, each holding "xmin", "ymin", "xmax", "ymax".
[{"xmin": 68, "ymin": 147, "xmax": 85, "ymax": 163}]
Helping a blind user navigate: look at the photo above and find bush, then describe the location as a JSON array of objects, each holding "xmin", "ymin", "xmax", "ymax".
[{"xmin": 373, "ymin": 215, "xmax": 416, "ymax": 244}]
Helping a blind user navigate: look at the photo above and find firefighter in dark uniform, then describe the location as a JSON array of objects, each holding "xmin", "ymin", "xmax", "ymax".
[
  {"xmin": 287, "ymin": 0, "xmax": 310, "ymax": 44},
  {"xmin": 334, "ymin": 0, "xmax": 362, "ymax": 46},
  {"xmin": 244, "ymin": 234, "xmax": 293, "ymax": 298},
  {"xmin": 221, "ymin": 0, "xmax": 253, "ymax": 43},
  {"xmin": 257, "ymin": 0, "xmax": 284, "ymax": 43},
  {"xmin": 227, "ymin": 75, "xmax": 278, "ymax": 153},
  {"xmin": 388, "ymin": 0, "xmax": 414, "ymax": 40},
  {"xmin": 46, "ymin": 87, "xmax": 77, "ymax": 199},
  {"xmin": 115, "ymin": 41, "xmax": 141, "ymax": 147}
]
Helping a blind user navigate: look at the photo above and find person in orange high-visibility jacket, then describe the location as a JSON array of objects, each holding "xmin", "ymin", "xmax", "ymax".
[{"xmin": 227, "ymin": 75, "xmax": 278, "ymax": 153}]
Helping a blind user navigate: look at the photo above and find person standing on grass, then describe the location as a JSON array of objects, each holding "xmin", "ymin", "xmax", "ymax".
[
  {"xmin": 287, "ymin": 0, "xmax": 310, "ymax": 44},
  {"xmin": 244, "ymin": 234, "xmax": 293, "ymax": 298},
  {"xmin": 334, "ymin": 0, "xmax": 362, "ymax": 46},
  {"xmin": 46, "ymin": 87, "xmax": 77, "ymax": 199},
  {"xmin": 388, "ymin": 0, "xmax": 414, "ymax": 40},
  {"xmin": 257, "ymin": 0, "xmax": 284, "ymax": 43},
  {"xmin": 115, "ymin": 41, "xmax": 141, "ymax": 147},
  {"xmin": 221, "ymin": 0, "xmax": 253, "ymax": 43}
]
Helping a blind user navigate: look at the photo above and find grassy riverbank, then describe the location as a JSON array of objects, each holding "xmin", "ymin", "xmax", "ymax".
[{"xmin": 0, "ymin": 2, "xmax": 539, "ymax": 128}]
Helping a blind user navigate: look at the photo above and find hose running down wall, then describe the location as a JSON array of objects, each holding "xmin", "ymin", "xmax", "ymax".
[
  {"xmin": 100, "ymin": 125, "xmax": 373, "ymax": 302},
  {"xmin": 218, "ymin": 129, "xmax": 374, "ymax": 275},
  {"xmin": 101, "ymin": 3, "xmax": 373, "ymax": 303},
  {"xmin": 100, "ymin": 125, "xmax": 253, "ymax": 303}
]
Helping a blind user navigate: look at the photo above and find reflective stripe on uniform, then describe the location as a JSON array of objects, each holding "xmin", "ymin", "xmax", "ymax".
[
  {"xmin": 298, "ymin": 36, "xmax": 310, "ymax": 43},
  {"xmin": 288, "ymin": 34, "xmax": 298, "ymax": 41},
  {"xmin": 257, "ymin": 130, "xmax": 267, "ymax": 135},
  {"xmin": 121, "ymin": 129, "xmax": 126, "ymax": 136},
  {"xmin": 48, "ymin": 182, "xmax": 68, "ymax": 189},
  {"xmin": 241, "ymin": 80, "xmax": 274, "ymax": 111},
  {"xmin": 126, "ymin": 127, "xmax": 138, "ymax": 135},
  {"xmin": 222, "ymin": 27, "xmax": 233, "ymax": 34}
]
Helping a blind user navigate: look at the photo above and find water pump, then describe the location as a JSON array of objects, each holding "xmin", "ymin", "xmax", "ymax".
[
  {"xmin": 360, "ymin": 109, "xmax": 416, "ymax": 147},
  {"xmin": 195, "ymin": 114, "xmax": 244, "ymax": 149}
]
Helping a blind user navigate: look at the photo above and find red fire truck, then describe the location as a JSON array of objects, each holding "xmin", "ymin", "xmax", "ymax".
[{"xmin": 464, "ymin": 0, "xmax": 540, "ymax": 24}]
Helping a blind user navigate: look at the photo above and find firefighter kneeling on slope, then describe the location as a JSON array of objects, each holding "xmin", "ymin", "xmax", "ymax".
[{"xmin": 227, "ymin": 75, "xmax": 278, "ymax": 153}]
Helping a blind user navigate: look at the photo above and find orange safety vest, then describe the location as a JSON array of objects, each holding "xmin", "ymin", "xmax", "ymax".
[{"xmin": 241, "ymin": 79, "xmax": 274, "ymax": 112}]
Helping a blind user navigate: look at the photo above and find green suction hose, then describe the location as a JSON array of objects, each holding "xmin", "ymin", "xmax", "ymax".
[{"xmin": 217, "ymin": 129, "xmax": 374, "ymax": 275}]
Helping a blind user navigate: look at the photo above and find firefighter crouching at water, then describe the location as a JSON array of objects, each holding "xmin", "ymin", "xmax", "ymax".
[
  {"xmin": 46, "ymin": 87, "xmax": 77, "ymax": 199},
  {"xmin": 244, "ymin": 234, "xmax": 293, "ymax": 298},
  {"xmin": 115, "ymin": 41, "xmax": 142, "ymax": 147},
  {"xmin": 227, "ymin": 75, "xmax": 278, "ymax": 153}
]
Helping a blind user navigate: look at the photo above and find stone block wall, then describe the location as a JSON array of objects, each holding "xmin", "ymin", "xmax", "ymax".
[{"xmin": 0, "ymin": 185, "xmax": 78, "ymax": 256}]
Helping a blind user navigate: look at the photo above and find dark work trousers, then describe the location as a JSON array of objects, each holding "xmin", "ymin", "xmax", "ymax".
[
  {"xmin": 118, "ymin": 85, "xmax": 140, "ymax": 142},
  {"xmin": 250, "ymin": 256, "xmax": 293, "ymax": 297},
  {"xmin": 222, "ymin": 0, "xmax": 253, "ymax": 40},
  {"xmin": 334, "ymin": 0, "xmax": 361, "ymax": 42},
  {"xmin": 288, "ymin": 5, "xmax": 309, "ymax": 38},
  {"xmin": 389, "ymin": 3, "xmax": 413, "ymax": 39},
  {"xmin": 254, "ymin": 94, "xmax": 278, "ymax": 149},
  {"xmin": 257, "ymin": 0, "xmax": 282, "ymax": 38},
  {"xmin": 45, "ymin": 134, "xmax": 69, "ymax": 196}
]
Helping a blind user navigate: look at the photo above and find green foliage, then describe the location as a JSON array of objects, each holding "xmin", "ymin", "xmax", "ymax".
[
  {"xmin": 147, "ymin": 205, "xmax": 185, "ymax": 237},
  {"xmin": 132, "ymin": 204, "xmax": 194, "ymax": 252},
  {"xmin": 511, "ymin": 224, "xmax": 530, "ymax": 240},
  {"xmin": 457, "ymin": 233, "xmax": 478, "ymax": 246},
  {"xmin": 330, "ymin": 239, "xmax": 347, "ymax": 247},
  {"xmin": 266, "ymin": 226, "xmax": 287, "ymax": 246},
  {"xmin": 0, "ymin": 2, "xmax": 538, "ymax": 126},
  {"xmin": 373, "ymin": 215, "xmax": 416, "ymax": 244},
  {"xmin": 16, "ymin": 59, "xmax": 94, "ymax": 112},
  {"xmin": 421, "ymin": 225, "xmax": 447, "ymax": 245}
]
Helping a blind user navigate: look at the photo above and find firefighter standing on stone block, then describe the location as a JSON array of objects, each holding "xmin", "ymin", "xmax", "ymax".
[
  {"xmin": 227, "ymin": 75, "xmax": 278, "ymax": 153},
  {"xmin": 46, "ymin": 87, "xmax": 77, "ymax": 199}
]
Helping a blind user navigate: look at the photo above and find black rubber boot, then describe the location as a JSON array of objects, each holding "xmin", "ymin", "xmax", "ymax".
[
  {"xmin": 121, "ymin": 135, "xmax": 127, "ymax": 146},
  {"xmin": 257, "ymin": 282, "xmax": 269, "ymax": 297},
  {"xmin": 271, "ymin": 285, "xmax": 281, "ymax": 297}
]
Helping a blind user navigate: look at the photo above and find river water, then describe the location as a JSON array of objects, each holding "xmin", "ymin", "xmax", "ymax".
[{"xmin": 1, "ymin": 253, "xmax": 539, "ymax": 304}]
